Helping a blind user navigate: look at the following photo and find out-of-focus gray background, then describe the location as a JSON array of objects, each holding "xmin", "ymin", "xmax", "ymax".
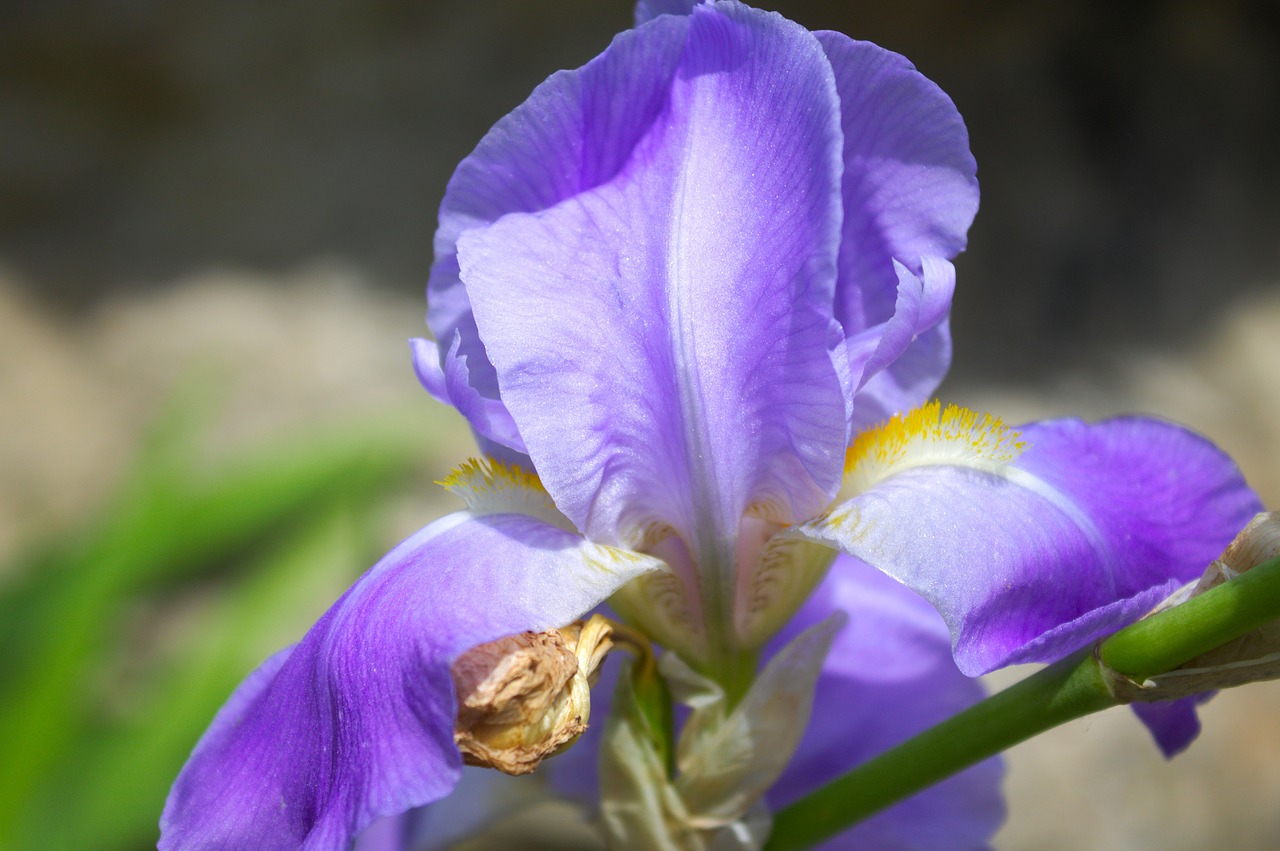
[
  {"xmin": 2, "ymin": 1, "xmax": 1279, "ymax": 849},
  {"xmin": 5, "ymin": 0, "xmax": 1279, "ymax": 379}
]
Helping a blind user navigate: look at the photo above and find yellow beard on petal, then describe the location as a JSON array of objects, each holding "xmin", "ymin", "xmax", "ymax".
[
  {"xmin": 841, "ymin": 401, "xmax": 1028, "ymax": 498},
  {"xmin": 438, "ymin": 457, "xmax": 574, "ymax": 530}
]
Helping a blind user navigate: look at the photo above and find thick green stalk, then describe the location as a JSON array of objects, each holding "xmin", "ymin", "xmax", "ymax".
[
  {"xmin": 766, "ymin": 553, "xmax": 1280, "ymax": 850},
  {"xmin": 1099, "ymin": 554, "xmax": 1280, "ymax": 681},
  {"xmin": 765, "ymin": 651, "xmax": 1114, "ymax": 851}
]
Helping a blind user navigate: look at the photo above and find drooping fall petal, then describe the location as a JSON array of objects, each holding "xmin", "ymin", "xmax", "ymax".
[
  {"xmin": 789, "ymin": 410, "xmax": 1261, "ymax": 677},
  {"xmin": 160, "ymin": 510, "xmax": 660, "ymax": 851}
]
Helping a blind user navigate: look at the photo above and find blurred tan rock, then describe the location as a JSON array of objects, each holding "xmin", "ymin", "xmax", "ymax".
[
  {"xmin": 0, "ymin": 260, "xmax": 472, "ymax": 566},
  {"xmin": 951, "ymin": 286, "xmax": 1280, "ymax": 508}
]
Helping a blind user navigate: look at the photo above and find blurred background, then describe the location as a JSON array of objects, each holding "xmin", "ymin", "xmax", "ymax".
[{"xmin": 1, "ymin": 1, "xmax": 1278, "ymax": 848}]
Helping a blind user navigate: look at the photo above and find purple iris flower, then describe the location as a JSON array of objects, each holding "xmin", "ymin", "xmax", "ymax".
[{"xmin": 160, "ymin": 2, "xmax": 1260, "ymax": 849}]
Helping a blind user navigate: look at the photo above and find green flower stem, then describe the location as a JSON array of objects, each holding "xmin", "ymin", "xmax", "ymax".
[
  {"xmin": 765, "ymin": 650, "xmax": 1114, "ymax": 851},
  {"xmin": 609, "ymin": 619, "xmax": 676, "ymax": 776},
  {"xmin": 766, "ymin": 553, "xmax": 1280, "ymax": 851},
  {"xmin": 1098, "ymin": 554, "xmax": 1280, "ymax": 681}
]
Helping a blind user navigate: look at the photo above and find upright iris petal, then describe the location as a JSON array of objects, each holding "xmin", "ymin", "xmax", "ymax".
[
  {"xmin": 424, "ymin": 0, "xmax": 984, "ymax": 671},
  {"xmin": 458, "ymin": 3, "xmax": 849, "ymax": 668},
  {"xmin": 420, "ymin": 12, "xmax": 692, "ymax": 462},
  {"xmin": 817, "ymin": 31, "xmax": 978, "ymax": 427}
]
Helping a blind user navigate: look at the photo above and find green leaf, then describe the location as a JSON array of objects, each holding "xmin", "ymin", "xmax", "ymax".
[
  {"xmin": 12, "ymin": 501, "xmax": 389, "ymax": 851},
  {"xmin": 0, "ymin": 403, "xmax": 437, "ymax": 845}
]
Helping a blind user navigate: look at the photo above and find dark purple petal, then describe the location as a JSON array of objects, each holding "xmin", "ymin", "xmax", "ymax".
[
  {"xmin": 424, "ymin": 13, "xmax": 691, "ymax": 450},
  {"xmin": 816, "ymin": 31, "xmax": 978, "ymax": 417},
  {"xmin": 458, "ymin": 2, "xmax": 848, "ymax": 564},
  {"xmin": 1130, "ymin": 695, "xmax": 1213, "ymax": 758},
  {"xmin": 767, "ymin": 555, "xmax": 1004, "ymax": 850},
  {"xmin": 793, "ymin": 416, "xmax": 1261, "ymax": 676},
  {"xmin": 160, "ymin": 512, "xmax": 658, "ymax": 851}
]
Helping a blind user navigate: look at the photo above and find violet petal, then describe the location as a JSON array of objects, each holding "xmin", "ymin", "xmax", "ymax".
[{"xmin": 160, "ymin": 512, "xmax": 658, "ymax": 850}]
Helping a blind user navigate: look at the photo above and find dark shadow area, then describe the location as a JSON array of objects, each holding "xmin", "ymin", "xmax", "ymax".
[{"xmin": 3, "ymin": 0, "xmax": 1278, "ymax": 383}]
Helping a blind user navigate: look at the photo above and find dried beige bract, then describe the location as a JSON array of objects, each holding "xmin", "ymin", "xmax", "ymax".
[{"xmin": 451, "ymin": 615, "xmax": 614, "ymax": 775}]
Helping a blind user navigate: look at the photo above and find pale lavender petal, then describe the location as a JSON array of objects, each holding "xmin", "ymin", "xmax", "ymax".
[
  {"xmin": 459, "ymin": 2, "xmax": 848, "ymax": 564},
  {"xmin": 852, "ymin": 320, "xmax": 952, "ymax": 431},
  {"xmin": 410, "ymin": 336, "xmax": 528, "ymax": 463},
  {"xmin": 634, "ymin": 0, "xmax": 700, "ymax": 26},
  {"xmin": 767, "ymin": 555, "xmax": 1004, "ymax": 850},
  {"xmin": 858, "ymin": 259, "xmax": 954, "ymax": 384},
  {"xmin": 816, "ymin": 31, "xmax": 977, "ymax": 415},
  {"xmin": 424, "ymin": 13, "xmax": 690, "ymax": 448},
  {"xmin": 793, "ymin": 417, "xmax": 1261, "ymax": 676},
  {"xmin": 160, "ymin": 512, "xmax": 658, "ymax": 851}
]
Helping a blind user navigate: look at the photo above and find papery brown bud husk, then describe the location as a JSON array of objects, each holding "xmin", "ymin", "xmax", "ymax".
[{"xmin": 451, "ymin": 616, "xmax": 613, "ymax": 775}]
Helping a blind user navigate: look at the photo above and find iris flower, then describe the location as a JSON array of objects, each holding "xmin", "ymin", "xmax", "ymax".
[{"xmin": 161, "ymin": 2, "xmax": 1260, "ymax": 849}]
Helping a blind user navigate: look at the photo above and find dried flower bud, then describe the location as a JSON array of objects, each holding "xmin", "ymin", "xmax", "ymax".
[{"xmin": 451, "ymin": 615, "xmax": 614, "ymax": 775}]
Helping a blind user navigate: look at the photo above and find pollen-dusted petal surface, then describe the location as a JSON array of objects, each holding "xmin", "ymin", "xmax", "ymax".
[
  {"xmin": 789, "ymin": 414, "xmax": 1261, "ymax": 676},
  {"xmin": 160, "ymin": 511, "xmax": 660, "ymax": 851},
  {"xmin": 459, "ymin": 2, "xmax": 848, "ymax": 562},
  {"xmin": 766, "ymin": 555, "xmax": 1004, "ymax": 849}
]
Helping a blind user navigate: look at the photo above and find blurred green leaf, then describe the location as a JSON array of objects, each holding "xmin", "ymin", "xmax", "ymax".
[
  {"xmin": 17, "ymin": 501, "xmax": 383, "ymax": 851},
  {"xmin": 0, "ymin": 396, "xmax": 445, "ymax": 848}
]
